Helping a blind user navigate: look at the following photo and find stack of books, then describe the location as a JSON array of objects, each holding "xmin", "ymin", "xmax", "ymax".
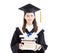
[
  {"xmin": 19, "ymin": 34, "xmax": 37, "ymax": 50},
  {"xmin": 20, "ymin": 40, "xmax": 36, "ymax": 50}
]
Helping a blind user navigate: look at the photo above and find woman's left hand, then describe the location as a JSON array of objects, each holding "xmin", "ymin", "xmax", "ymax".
[{"xmin": 34, "ymin": 44, "xmax": 42, "ymax": 51}]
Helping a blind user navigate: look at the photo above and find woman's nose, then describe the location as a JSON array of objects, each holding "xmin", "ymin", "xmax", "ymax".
[{"xmin": 29, "ymin": 16, "xmax": 32, "ymax": 19}]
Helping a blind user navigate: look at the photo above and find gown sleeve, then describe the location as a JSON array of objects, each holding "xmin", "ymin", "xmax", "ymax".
[
  {"xmin": 10, "ymin": 27, "xmax": 22, "ymax": 53},
  {"xmin": 37, "ymin": 29, "xmax": 48, "ymax": 52}
]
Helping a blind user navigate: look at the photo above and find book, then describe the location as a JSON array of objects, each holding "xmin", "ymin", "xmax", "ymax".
[
  {"xmin": 20, "ymin": 41, "xmax": 36, "ymax": 50},
  {"xmin": 19, "ymin": 34, "xmax": 37, "ymax": 50}
]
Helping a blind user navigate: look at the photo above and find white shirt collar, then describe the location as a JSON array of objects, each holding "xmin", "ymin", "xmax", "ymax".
[{"xmin": 26, "ymin": 24, "xmax": 33, "ymax": 32}]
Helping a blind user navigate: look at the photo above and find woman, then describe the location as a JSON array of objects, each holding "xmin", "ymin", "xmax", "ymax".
[{"xmin": 10, "ymin": 4, "xmax": 48, "ymax": 53}]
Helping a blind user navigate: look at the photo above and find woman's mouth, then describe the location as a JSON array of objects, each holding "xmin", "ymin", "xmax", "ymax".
[{"xmin": 28, "ymin": 19, "xmax": 32, "ymax": 21}]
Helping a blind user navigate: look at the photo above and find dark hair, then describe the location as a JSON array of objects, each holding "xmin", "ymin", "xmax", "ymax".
[{"xmin": 22, "ymin": 12, "xmax": 38, "ymax": 33}]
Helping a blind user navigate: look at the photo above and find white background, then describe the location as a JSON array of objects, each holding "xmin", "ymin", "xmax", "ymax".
[{"xmin": 0, "ymin": 0, "xmax": 60, "ymax": 53}]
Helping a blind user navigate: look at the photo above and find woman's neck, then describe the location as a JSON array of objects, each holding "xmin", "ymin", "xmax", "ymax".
[{"xmin": 26, "ymin": 22, "xmax": 33, "ymax": 26}]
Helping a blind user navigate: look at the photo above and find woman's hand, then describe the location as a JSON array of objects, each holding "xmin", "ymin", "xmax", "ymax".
[
  {"xmin": 34, "ymin": 44, "xmax": 42, "ymax": 51},
  {"xmin": 19, "ymin": 42, "xmax": 24, "ymax": 49}
]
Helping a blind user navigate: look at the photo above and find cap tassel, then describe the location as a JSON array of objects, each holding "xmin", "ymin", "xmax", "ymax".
[{"xmin": 40, "ymin": 10, "xmax": 42, "ymax": 23}]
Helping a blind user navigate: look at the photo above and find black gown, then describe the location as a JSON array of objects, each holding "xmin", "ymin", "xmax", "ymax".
[{"xmin": 10, "ymin": 27, "xmax": 48, "ymax": 53}]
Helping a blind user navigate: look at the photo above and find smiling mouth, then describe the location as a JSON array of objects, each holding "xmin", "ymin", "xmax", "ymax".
[{"xmin": 28, "ymin": 19, "xmax": 32, "ymax": 21}]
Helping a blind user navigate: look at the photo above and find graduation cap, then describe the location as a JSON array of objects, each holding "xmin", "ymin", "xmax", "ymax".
[{"xmin": 19, "ymin": 4, "xmax": 42, "ymax": 23}]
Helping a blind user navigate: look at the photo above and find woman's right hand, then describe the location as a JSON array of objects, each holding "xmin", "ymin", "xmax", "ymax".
[{"xmin": 19, "ymin": 42, "xmax": 24, "ymax": 49}]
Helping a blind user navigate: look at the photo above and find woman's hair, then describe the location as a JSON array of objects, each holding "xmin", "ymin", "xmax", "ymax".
[{"xmin": 22, "ymin": 12, "xmax": 38, "ymax": 33}]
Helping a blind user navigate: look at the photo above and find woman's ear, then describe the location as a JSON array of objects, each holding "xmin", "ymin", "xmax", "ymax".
[
  {"xmin": 34, "ymin": 16, "xmax": 36, "ymax": 19},
  {"xmin": 24, "ymin": 17, "xmax": 26, "ymax": 20},
  {"xmin": 23, "ymin": 15, "xmax": 25, "ymax": 20}
]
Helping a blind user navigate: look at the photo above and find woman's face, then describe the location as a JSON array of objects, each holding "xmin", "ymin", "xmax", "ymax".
[{"xmin": 24, "ymin": 13, "xmax": 35, "ymax": 24}]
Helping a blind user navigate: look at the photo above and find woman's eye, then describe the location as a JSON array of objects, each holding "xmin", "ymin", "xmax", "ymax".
[
  {"xmin": 27, "ymin": 15, "xmax": 29, "ymax": 17},
  {"xmin": 31, "ymin": 15, "xmax": 33, "ymax": 17}
]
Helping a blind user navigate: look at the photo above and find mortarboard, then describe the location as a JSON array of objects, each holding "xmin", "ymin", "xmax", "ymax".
[{"xmin": 19, "ymin": 4, "xmax": 42, "ymax": 23}]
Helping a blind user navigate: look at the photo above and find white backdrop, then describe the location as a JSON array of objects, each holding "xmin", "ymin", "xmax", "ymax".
[{"xmin": 0, "ymin": 0, "xmax": 60, "ymax": 53}]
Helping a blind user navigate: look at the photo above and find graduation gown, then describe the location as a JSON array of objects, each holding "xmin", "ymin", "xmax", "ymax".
[{"xmin": 10, "ymin": 27, "xmax": 48, "ymax": 53}]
